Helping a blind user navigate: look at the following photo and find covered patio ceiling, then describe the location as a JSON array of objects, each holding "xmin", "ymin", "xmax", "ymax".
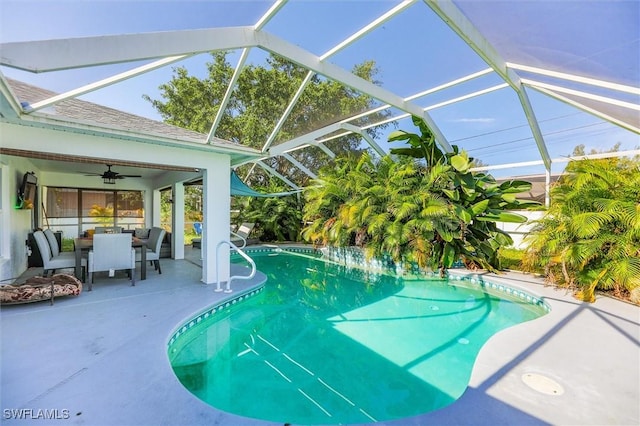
[
  {"xmin": 0, "ymin": 148, "xmax": 197, "ymax": 181},
  {"xmin": 0, "ymin": 0, "xmax": 638, "ymax": 186}
]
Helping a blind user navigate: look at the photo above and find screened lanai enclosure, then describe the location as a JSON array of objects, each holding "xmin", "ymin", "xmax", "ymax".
[
  {"xmin": 2, "ymin": 1, "xmax": 638, "ymax": 177},
  {"xmin": 0, "ymin": 1, "xmax": 638, "ymax": 282}
]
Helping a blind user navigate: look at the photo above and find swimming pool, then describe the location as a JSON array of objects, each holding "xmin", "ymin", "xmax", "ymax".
[{"xmin": 168, "ymin": 248, "xmax": 548, "ymax": 424}]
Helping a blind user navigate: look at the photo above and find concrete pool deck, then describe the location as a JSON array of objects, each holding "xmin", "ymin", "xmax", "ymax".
[{"xmin": 1, "ymin": 245, "xmax": 638, "ymax": 426}]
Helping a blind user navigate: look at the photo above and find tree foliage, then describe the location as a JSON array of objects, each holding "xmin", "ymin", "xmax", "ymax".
[
  {"xmin": 144, "ymin": 52, "xmax": 391, "ymax": 186},
  {"xmin": 233, "ymin": 179, "xmax": 304, "ymax": 242},
  {"xmin": 522, "ymin": 156, "xmax": 640, "ymax": 302},
  {"xmin": 89, "ymin": 205, "xmax": 114, "ymax": 225},
  {"xmin": 302, "ymin": 116, "xmax": 538, "ymax": 276}
]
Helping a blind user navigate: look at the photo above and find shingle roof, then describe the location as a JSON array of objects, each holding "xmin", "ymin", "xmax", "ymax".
[{"xmin": 6, "ymin": 78, "xmax": 239, "ymax": 148}]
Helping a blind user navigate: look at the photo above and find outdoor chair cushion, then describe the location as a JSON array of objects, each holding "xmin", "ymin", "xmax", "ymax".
[
  {"xmin": 44, "ymin": 228, "xmax": 60, "ymax": 257},
  {"xmin": 0, "ymin": 274, "xmax": 82, "ymax": 305},
  {"xmin": 134, "ymin": 228, "xmax": 151, "ymax": 239}
]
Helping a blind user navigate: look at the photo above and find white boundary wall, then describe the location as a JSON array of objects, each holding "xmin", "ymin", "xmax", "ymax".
[{"xmin": 499, "ymin": 210, "xmax": 545, "ymax": 250}]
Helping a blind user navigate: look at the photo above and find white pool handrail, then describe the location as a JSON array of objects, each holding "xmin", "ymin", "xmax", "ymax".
[{"xmin": 215, "ymin": 240, "xmax": 256, "ymax": 293}]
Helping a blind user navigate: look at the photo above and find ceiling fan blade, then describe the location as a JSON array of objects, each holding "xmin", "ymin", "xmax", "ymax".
[{"xmin": 77, "ymin": 165, "xmax": 143, "ymax": 179}]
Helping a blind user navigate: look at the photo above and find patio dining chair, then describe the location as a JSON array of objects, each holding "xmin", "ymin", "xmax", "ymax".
[
  {"xmin": 95, "ymin": 226, "xmax": 123, "ymax": 234},
  {"xmin": 136, "ymin": 227, "xmax": 166, "ymax": 275},
  {"xmin": 87, "ymin": 233, "xmax": 136, "ymax": 291},
  {"xmin": 33, "ymin": 230, "xmax": 86, "ymax": 281}
]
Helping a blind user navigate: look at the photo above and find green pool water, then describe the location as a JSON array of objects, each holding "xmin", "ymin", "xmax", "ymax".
[{"xmin": 169, "ymin": 250, "xmax": 547, "ymax": 424}]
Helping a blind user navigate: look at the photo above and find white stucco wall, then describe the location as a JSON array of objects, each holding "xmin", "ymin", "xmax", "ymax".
[
  {"xmin": 1, "ymin": 122, "xmax": 234, "ymax": 284},
  {"xmin": 0, "ymin": 156, "xmax": 41, "ymax": 281},
  {"xmin": 497, "ymin": 210, "xmax": 546, "ymax": 249},
  {"xmin": 201, "ymin": 163, "xmax": 231, "ymax": 284}
]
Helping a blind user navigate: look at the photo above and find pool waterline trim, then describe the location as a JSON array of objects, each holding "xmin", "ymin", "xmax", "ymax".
[
  {"xmin": 448, "ymin": 272, "xmax": 550, "ymax": 312},
  {"xmin": 167, "ymin": 246, "xmax": 550, "ymax": 350},
  {"xmin": 167, "ymin": 247, "xmax": 319, "ymax": 349},
  {"xmin": 167, "ymin": 285, "xmax": 265, "ymax": 349}
]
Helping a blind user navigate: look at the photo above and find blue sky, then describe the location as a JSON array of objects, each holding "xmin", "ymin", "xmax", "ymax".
[{"xmin": 1, "ymin": 0, "xmax": 637, "ymax": 178}]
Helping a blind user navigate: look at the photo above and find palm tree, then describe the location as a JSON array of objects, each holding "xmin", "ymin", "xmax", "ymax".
[
  {"xmin": 303, "ymin": 116, "xmax": 538, "ymax": 277},
  {"xmin": 523, "ymin": 157, "xmax": 640, "ymax": 301},
  {"xmin": 302, "ymin": 154, "xmax": 363, "ymax": 246}
]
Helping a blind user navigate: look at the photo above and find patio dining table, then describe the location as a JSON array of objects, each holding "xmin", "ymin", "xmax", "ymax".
[{"xmin": 74, "ymin": 237, "xmax": 148, "ymax": 281}]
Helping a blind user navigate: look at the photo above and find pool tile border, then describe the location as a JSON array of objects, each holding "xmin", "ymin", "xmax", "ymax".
[
  {"xmin": 448, "ymin": 273, "xmax": 550, "ymax": 312},
  {"xmin": 168, "ymin": 246, "xmax": 549, "ymax": 351},
  {"xmin": 167, "ymin": 286, "xmax": 265, "ymax": 349},
  {"xmin": 321, "ymin": 246, "xmax": 550, "ymax": 311},
  {"xmin": 168, "ymin": 247, "xmax": 321, "ymax": 350}
]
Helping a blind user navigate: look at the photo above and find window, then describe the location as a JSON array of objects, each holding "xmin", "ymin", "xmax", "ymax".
[
  {"xmin": 44, "ymin": 187, "xmax": 144, "ymax": 238},
  {"xmin": 82, "ymin": 189, "xmax": 113, "ymax": 219},
  {"xmin": 117, "ymin": 191, "xmax": 143, "ymax": 219},
  {"xmin": 46, "ymin": 187, "xmax": 78, "ymax": 218}
]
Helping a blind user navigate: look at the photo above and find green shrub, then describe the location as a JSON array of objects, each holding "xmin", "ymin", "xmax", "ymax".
[
  {"xmin": 303, "ymin": 116, "xmax": 539, "ymax": 276},
  {"xmin": 498, "ymin": 248, "xmax": 525, "ymax": 270},
  {"xmin": 522, "ymin": 156, "xmax": 640, "ymax": 302}
]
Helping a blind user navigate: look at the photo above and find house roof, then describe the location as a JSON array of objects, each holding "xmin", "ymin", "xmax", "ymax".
[
  {"xmin": 7, "ymin": 78, "xmax": 210, "ymax": 142},
  {"xmin": 0, "ymin": 78, "xmax": 263, "ymax": 168}
]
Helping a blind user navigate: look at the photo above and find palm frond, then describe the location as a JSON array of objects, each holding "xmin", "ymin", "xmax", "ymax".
[{"xmin": 571, "ymin": 212, "xmax": 610, "ymax": 238}]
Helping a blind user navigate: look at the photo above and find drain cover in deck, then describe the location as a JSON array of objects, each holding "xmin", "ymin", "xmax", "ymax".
[{"xmin": 522, "ymin": 373, "xmax": 564, "ymax": 395}]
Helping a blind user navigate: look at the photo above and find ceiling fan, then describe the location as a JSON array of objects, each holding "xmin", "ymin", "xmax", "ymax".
[{"xmin": 82, "ymin": 164, "xmax": 142, "ymax": 184}]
